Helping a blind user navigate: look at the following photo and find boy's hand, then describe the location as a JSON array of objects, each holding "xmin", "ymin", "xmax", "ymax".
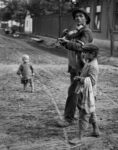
[
  {"xmin": 80, "ymin": 77, "xmax": 85, "ymax": 83},
  {"xmin": 32, "ymin": 73, "xmax": 35, "ymax": 76},
  {"xmin": 58, "ymin": 37, "xmax": 69, "ymax": 44},
  {"xmin": 19, "ymin": 75, "xmax": 22, "ymax": 78},
  {"xmin": 74, "ymin": 76, "xmax": 81, "ymax": 81},
  {"xmin": 74, "ymin": 76, "xmax": 85, "ymax": 83}
]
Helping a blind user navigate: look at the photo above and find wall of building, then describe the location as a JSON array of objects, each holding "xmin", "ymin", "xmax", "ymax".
[
  {"xmin": 33, "ymin": 15, "xmax": 59, "ymax": 38},
  {"xmin": 79, "ymin": 0, "xmax": 108, "ymax": 40},
  {"xmin": 24, "ymin": 15, "xmax": 33, "ymax": 33},
  {"xmin": 32, "ymin": 0, "xmax": 118, "ymax": 41},
  {"xmin": 33, "ymin": 13, "xmax": 77, "ymax": 38},
  {"xmin": 92, "ymin": 0, "xmax": 108, "ymax": 39}
]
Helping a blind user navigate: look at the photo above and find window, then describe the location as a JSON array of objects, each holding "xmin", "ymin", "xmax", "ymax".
[
  {"xmin": 86, "ymin": 6, "xmax": 91, "ymax": 15},
  {"xmin": 113, "ymin": 1, "xmax": 118, "ymax": 31},
  {"xmin": 93, "ymin": 0, "xmax": 102, "ymax": 31},
  {"xmin": 85, "ymin": 6, "xmax": 91, "ymax": 27}
]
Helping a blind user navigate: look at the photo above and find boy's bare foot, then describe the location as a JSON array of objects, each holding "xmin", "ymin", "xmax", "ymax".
[
  {"xmin": 23, "ymin": 88, "xmax": 26, "ymax": 92},
  {"xmin": 31, "ymin": 89, "xmax": 34, "ymax": 93},
  {"xmin": 68, "ymin": 138, "xmax": 82, "ymax": 145},
  {"xmin": 56, "ymin": 120, "xmax": 72, "ymax": 127}
]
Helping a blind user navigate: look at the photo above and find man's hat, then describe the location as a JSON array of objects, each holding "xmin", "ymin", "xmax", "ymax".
[
  {"xmin": 82, "ymin": 44, "xmax": 99, "ymax": 53},
  {"xmin": 72, "ymin": 8, "xmax": 91, "ymax": 24}
]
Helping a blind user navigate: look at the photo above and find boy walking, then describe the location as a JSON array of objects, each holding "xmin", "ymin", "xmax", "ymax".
[{"xmin": 17, "ymin": 54, "xmax": 34, "ymax": 92}]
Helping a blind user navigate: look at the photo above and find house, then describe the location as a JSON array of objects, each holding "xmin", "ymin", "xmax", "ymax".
[
  {"xmin": 32, "ymin": 0, "xmax": 118, "ymax": 41},
  {"xmin": 24, "ymin": 11, "xmax": 33, "ymax": 34},
  {"xmin": 8, "ymin": 20, "xmax": 20, "ymax": 28},
  {"xmin": 79, "ymin": 0, "xmax": 118, "ymax": 40}
]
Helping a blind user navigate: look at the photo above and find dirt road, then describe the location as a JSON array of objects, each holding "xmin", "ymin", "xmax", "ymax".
[{"xmin": 0, "ymin": 33, "xmax": 118, "ymax": 150}]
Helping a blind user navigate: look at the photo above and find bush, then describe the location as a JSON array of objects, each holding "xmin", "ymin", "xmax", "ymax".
[{"xmin": 11, "ymin": 25, "xmax": 19, "ymax": 34}]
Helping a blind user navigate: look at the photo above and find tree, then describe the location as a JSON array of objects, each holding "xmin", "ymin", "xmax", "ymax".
[
  {"xmin": 0, "ymin": 0, "xmax": 11, "ymax": 21},
  {"xmin": 26, "ymin": 0, "xmax": 43, "ymax": 16},
  {"xmin": 0, "ymin": 7, "xmax": 11, "ymax": 21},
  {"xmin": 0, "ymin": 0, "xmax": 27, "ymax": 23},
  {"xmin": 26, "ymin": 0, "xmax": 72, "ymax": 16}
]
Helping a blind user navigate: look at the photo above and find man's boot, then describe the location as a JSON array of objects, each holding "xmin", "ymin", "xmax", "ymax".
[
  {"xmin": 57, "ymin": 119, "xmax": 71, "ymax": 127},
  {"xmin": 92, "ymin": 122, "xmax": 100, "ymax": 137}
]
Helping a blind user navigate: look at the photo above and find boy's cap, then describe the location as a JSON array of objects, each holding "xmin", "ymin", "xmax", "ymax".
[
  {"xmin": 82, "ymin": 44, "xmax": 99, "ymax": 53},
  {"xmin": 22, "ymin": 54, "xmax": 29, "ymax": 59},
  {"xmin": 22, "ymin": 54, "xmax": 29, "ymax": 60},
  {"xmin": 72, "ymin": 8, "xmax": 91, "ymax": 24}
]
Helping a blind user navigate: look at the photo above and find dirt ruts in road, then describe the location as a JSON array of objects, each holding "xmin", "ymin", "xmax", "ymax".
[{"xmin": 0, "ymin": 33, "xmax": 118, "ymax": 149}]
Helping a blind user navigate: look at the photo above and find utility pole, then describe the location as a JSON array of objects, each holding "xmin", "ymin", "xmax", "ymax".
[
  {"xmin": 58, "ymin": 0, "xmax": 62, "ymax": 37},
  {"xmin": 107, "ymin": 0, "xmax": 114, "ymax": 56}
]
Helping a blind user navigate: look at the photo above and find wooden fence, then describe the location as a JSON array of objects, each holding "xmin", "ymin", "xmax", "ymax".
[{"xmin": 33, "ymin": 13, "xmax": 74, "ymax": 38}]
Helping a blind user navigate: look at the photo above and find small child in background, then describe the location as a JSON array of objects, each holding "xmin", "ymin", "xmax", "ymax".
[{"xmin": 17, "ymin": 54, "xmax": 34, "ymax": 92}]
